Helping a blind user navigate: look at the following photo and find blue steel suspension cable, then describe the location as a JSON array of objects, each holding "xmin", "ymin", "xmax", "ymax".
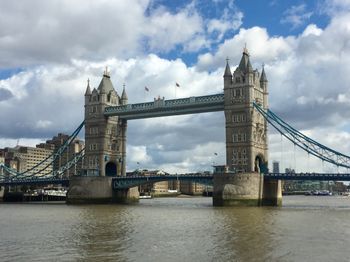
[
  {"xmin": 0, "ymin": 149, "xmax": 85, "ymax": 181},
  {"xmin": 9, "ymin": 121, "xmax": 84, "ymax": 178},
  {"xmin": 253, "ymin": 102, "xmax": 350, "ymax": 169},
  {"xmin": 254, "ymin": 103, "xmax": 342, "ymax": 166},
  {"xmin": 266, "ymin": 109, "xmax": 348, "ymax": 166},
  {"xmin": 267, "ymin": 109, "xmax": 349, "ymax": 158},
  {"xmin": 33, "ymin": 148, "xmax": 85, "ymax": 179}
]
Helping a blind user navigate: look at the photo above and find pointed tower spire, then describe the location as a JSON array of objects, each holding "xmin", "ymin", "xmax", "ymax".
[
  {"xmin": 121, "ymin": 83, "xmax": 128, "ymax": 105},
  {"xmin": 98, "ymin": 69, "xmax": 115, "ymax": 94},
  {"xmin": 238, "ymin": 45, "xmax": 250, "ymax": 73},
  {"xmin": 85, "ymin": 78, "xmax": 91, "ymax": 95},
  {"xmin": 260, "ymin": 64, "xmax": 267, "ymax": 82},
  {"xmin": 247, "ymin": 57, "xmax": 253, "ymax": 72},
  {"xmin": 223, "ymin": 57, "xmax": 232, "ymax": 77}
]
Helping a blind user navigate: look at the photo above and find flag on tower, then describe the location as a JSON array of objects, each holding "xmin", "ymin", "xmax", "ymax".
[
  {"xmin": 175, "ymin": 82, "xmax": 180, "ymax": 87},
  {"xmin": 145, "ymin": 86, "xmax": 149, "ymax": 92}
]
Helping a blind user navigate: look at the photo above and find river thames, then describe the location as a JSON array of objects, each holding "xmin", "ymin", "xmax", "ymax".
[{"xmin": 1, "ymin": 196, "xmax": 350, "ymax": 262}]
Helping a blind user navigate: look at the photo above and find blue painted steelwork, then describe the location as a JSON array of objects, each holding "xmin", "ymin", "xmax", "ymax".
[
  {"xmin": 0, "ymin": 178, "xmax": 69, "ymax": 187},
  {"xmin": 2, "ymin": 172, "xmax": 350, "ymax": 187},
  {"xmin": 17, "ymin": 121, "xmax": 84, "ymax": 176},
  {"xmin": 104, "ymin": 94, "xmax": 224, "ymax": 119},
  {"xmin": 0, "ymin": 148, "xmax": 84, "ymax": 180},
  {"xmin": 253, "ymin": 102, "xmax": 350, "ymax": 169},
  {"xmin": 112, "ymin": 172, "xmax": 350, "ymax": 190},
  {"xmin": 265, "ymin": 173, "xmax": 350, "ymax": 181},
  {"xmin": 112, "ymin": 174, "xmax": 213, "ymax": 189}
]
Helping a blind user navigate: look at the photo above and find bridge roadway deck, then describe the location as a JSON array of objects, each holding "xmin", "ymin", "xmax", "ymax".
[
  {"xmin": 104, "ymin": 93, "xmax": 225, "ymax": 119},
  {"xmin": 112, "ymin": 174, "xmax": 214, "ymax": 189},
  {"xmin": 2, "ymin": 173, "xmax": 350, "ymax": 187}
]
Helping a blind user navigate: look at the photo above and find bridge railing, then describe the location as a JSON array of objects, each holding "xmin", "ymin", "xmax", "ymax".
[
  {"xmin": 104, "ymin": 93, "xmax": 224, "ymax": 115},
  {"xmin": 112, "ymin": 173, "xmax": 214, "ymax": 189}
]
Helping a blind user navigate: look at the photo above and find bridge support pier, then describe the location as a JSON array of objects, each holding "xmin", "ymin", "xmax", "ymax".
[
  {"xmin": 262, "ymin": 178, "xmax": 282, "ymax": 206},
  {"xmin": 213, "ymin": 172, "xmax": 263, "ymax": 206},
  {"xmin": 66, "ymin": 176, "xmax": 139, "ymax": 204},
  {"xmin": 0, "ymin": 186, "xmax": 4, "ymax": 201},
  {"xmin": 213, "ymin": 172, "xmax": 282, "ymax": 206}
]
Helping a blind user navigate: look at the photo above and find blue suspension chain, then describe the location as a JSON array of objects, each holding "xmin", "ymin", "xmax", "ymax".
[{"xmin": 253, "ymin": 102, "xmax": 350, "ymax": 169}]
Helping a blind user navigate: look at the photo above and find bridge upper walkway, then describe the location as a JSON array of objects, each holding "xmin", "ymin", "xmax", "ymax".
[{"xmin": 104, "ymin": 94, "xmax": 224, "ymax": 119}]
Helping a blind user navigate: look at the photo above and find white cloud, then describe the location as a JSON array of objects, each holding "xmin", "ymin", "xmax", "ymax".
[
  {"xmin": 145, "ymin": 4, "xmax": 204, "ymax": 52},
  {"xmin": 0, "ymin": 0, "xmax": 149, "ymax": 67},
  {"xmin": 0, "ymin": 0, "xmax": 244, "ymax": 67},
  {"xmin": 301, "ymin": 24, "xmax": 323, "ymax": 37},
  {"xmin": 280, "ymin": 4, "xmax": 313, "ymax": 29},
  {"xmin": 322, "ymin": 0, "xmax": 350, "ymax": 16},
  {"xmin": 128, "ymin": 145, "xmax": 152, "ymax": 164},
  {"xmin": 0, "ymin": 138, "xmax": 44, "ymax": 149},
  {"xmin": 35, "ymin": 120, "xmax": 53, "ymax": 129},
  {"xmin": 197, "ymin": 26, "xmax": 296, "ymax": 71}
]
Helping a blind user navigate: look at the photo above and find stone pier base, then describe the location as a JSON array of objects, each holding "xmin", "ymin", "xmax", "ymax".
[
  {"xmin": 66, "ymin": 176, "xmax": 139, "ymax": 204},
  {"xmin": 213, "ymin": 172, "xmax": 263, "ymax": 206},
  {"xmin": 0, "ymin": 186, "xmax": 4, "ymax": 200},
  {"xmin": 213, "ymin": 172, "xmax": 282, "ymax": 207},
  {"xmin": 262, "ymin": 179, "xmax": 282, "ymax": 206}
]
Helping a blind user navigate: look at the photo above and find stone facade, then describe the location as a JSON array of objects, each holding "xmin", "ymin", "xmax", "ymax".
[
  {"xmin": 83, "ymin": 70, "xmax": 128, "ymax": 177},
  {"xmin": 224, "ymin": 48, "xmax": 268, "ymax": 173},
  {"xmin": 179, "ymin": 181, "xmax": 205, "ymax": 195},
  {"xmin": 214, "ymin": 48, "xmax": 282, "ymax": 206}
]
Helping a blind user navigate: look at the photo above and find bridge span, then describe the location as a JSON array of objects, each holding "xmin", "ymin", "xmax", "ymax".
[
  {"xmin": 3, "ymin": 172, "xmax": 350, "ymax": 188},
  {"xmin": 104, "ymin": 94, "xmax": 224, "ymax": 119}
]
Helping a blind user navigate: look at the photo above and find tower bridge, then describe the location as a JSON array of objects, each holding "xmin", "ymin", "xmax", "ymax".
[
  {"xmin": 2, "ymin": 48, "xmax": 350, "ymax": 206},
  {"xmin": 69, "ymin": 47, "xmax": 278, "ymax": 205}
]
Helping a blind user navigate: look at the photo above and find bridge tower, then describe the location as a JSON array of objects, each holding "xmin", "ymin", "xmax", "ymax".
[
  {"xmin": 83, "ymin": 69, "xmax": 127, "ymax": 177},
  {"xmin": 213, "ymin": 48, "xmax": 281, "ymax": 206},
  {"xmin": 224, "ymin": 47, "xmax": 268, "ymax": 173},
  {"xmin": 67, "ymin": 69, "xmax": 139, "ymax": 203}
]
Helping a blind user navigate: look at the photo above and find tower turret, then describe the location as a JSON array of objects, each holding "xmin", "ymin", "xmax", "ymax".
[
  {"xmin": 121, "ymin": 84, "xmax": 128, "ymax": 105},
  {"xmin": 85, "ymin": 79, "xmax": 92, "ymax": 95},
  {"xmin": 223, "ymin": 58, "xmax": 232, "ymax": 88},
  {"xmin": 260, "ymin": 65, "xmax": 268, "ymax": 109},
  {"xmin": 237, "ymin": 47, "xmax": 250, "ymax": 73},
  {"xmin": 260, "ymin": 65, "xmax": 268, "ymax": 87},
  {"xmin": 85, "ymin": 79, "xmax": 92, "ymax": 104}
]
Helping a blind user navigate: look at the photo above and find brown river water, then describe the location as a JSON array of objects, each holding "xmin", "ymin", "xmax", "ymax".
[{"xmin": 0, "ymin": 196, "xmax": 350, "ymax": 262}]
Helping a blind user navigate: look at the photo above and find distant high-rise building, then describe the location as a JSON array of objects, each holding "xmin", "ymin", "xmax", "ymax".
[
  {"xmin": 46, "ymin": 133, "xmax": 84, "ymax": 178},
  {"xmin": 285, "ymin": 167, "xmax": 295, "ymax": 174},
  {"xmin": 272, "ymin": 161, "xmax": 280, "ymax": 173},
  {"xmin": 2, "ymin": 145, "xmax": 54, "ymax": 176}
]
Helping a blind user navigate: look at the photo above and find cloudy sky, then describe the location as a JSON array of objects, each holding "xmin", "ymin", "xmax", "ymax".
[{"xmin": 1, "ymin": 0, "xmax": 350, "ymax": 173}]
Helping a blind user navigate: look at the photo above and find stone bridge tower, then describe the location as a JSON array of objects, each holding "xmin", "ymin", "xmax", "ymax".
[
  {"xmin": 213, "ymin": 48, "xmax": 281, "ymax": 206},
  {"xmin": 67, "ymin": 69, "xmax": 139, "ymax": 204},
  {"xmin": 83, "ymin": 69, "xmax": 128, "ymax": 177},
  {"xmin": 224, "ymin": 47, "xmax": 268, "ymax": 173}
]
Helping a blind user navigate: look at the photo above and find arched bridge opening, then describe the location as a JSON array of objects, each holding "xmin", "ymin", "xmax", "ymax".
[{"xmin": 105, "ymin": 162, "xmax": 117, "ymax": 177}]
